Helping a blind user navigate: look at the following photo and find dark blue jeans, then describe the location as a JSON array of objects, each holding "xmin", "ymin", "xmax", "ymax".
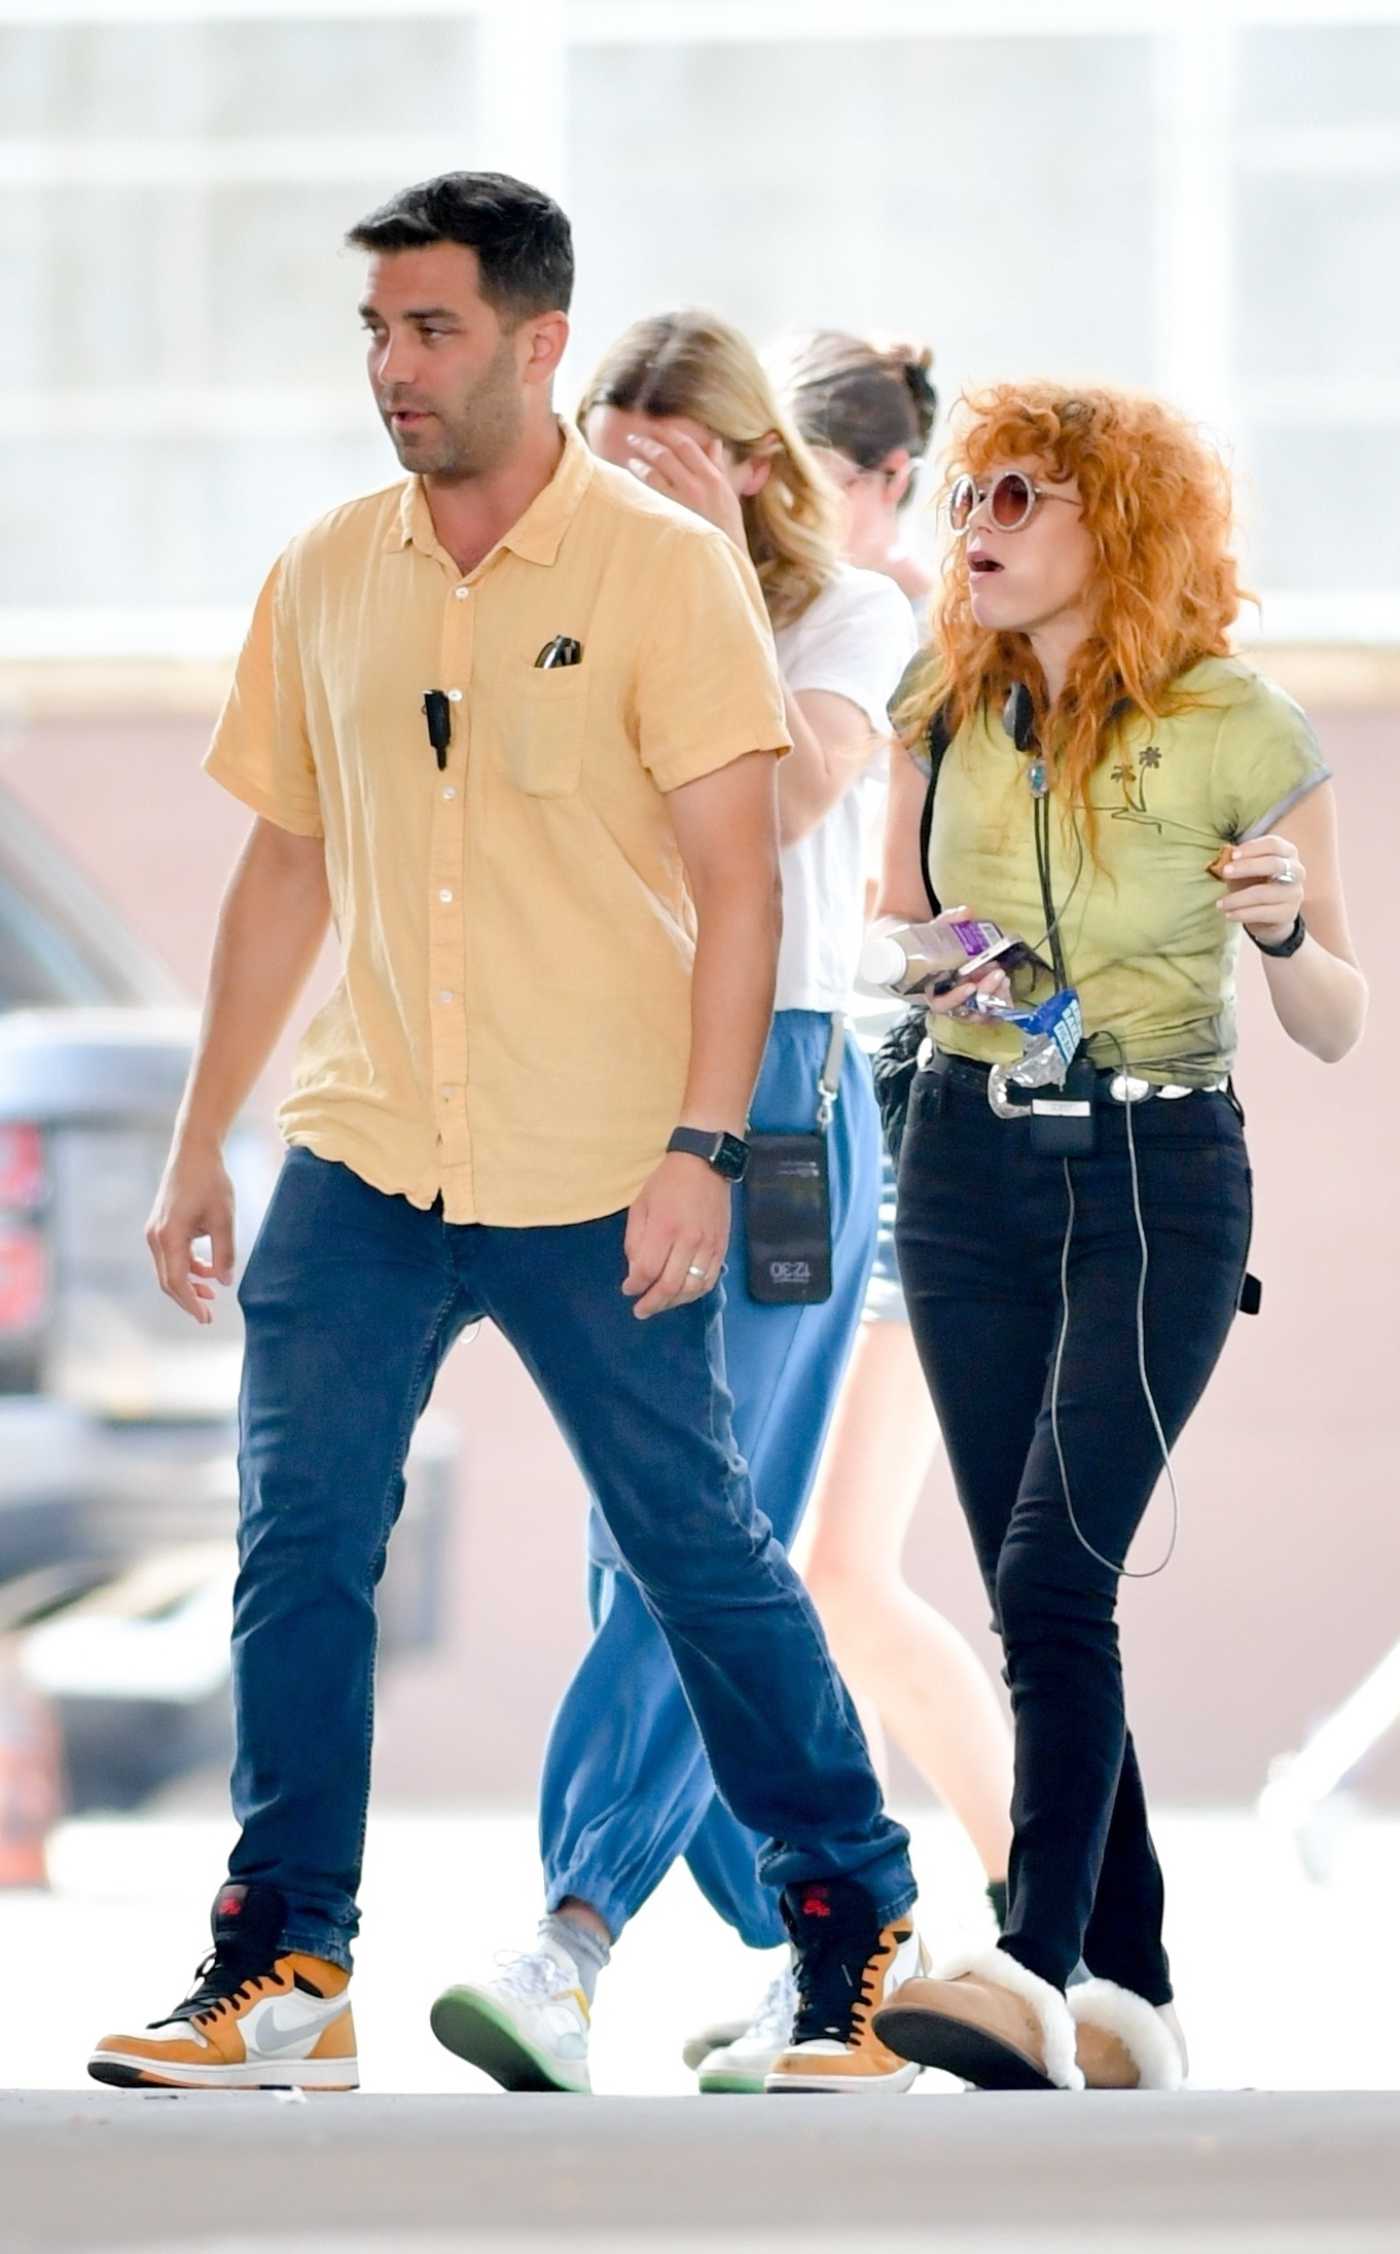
[
  {"xmin": 540, "ymin": 1014, "xmax": 882, "ymax": 1947},
  {"xmin": 228, "ymin": 1147, "xmax": 914, "ymax": 1969},
  {"xmin": 896, "ymin": 1068, "xmax": 1253, "ymax": 2003}
]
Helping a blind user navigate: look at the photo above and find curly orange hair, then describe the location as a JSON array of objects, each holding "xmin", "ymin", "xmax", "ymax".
[{"xmin": 896, "ymin": 382, "xmax": 1248, "ymax": 821}]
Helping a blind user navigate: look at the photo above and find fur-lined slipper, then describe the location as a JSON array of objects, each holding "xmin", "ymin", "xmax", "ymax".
[
  {"xmin": 1068, "ymin": 1980, "xmax": 1187, "ymax": 2091},
  {"xmin": 872, "ymin": 1948, "xmax": 1084, "ymax": 2092}
]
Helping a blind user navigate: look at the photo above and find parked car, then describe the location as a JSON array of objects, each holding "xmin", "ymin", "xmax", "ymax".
[{"xmin": 0, "ymin": 786, "xmax": 453, "ymax": 1813}]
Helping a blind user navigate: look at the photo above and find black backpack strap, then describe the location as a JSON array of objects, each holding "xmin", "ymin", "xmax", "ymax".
[{"xmin": 918, "ymin": 706, "xmax": 952, "ymax": 918}]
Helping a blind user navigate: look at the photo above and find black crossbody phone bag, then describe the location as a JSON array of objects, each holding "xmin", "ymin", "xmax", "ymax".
[
  {"xmin": 744, "ymin": 1016, "xmax": 847, "ymax": 1306},
  {"xmin": 872, "ymin": 707, "xmax": 951, "ymax": 1162}
]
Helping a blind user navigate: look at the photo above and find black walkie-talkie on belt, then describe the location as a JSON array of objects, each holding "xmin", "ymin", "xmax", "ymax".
[{"xmin": 1027, "ymin": 1055, "xmax": 1098, "ymax": 1156}]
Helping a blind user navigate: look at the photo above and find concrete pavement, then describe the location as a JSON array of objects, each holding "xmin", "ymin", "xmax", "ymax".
[{"xmin": 3, "ymin": 2088, "xmax": 1399, "ymax": 2252}]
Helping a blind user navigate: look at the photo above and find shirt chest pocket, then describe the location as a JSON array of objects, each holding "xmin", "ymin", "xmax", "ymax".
[{"xmin": 502, "ymin": 666, "xmax": 588, "ymax": 798}]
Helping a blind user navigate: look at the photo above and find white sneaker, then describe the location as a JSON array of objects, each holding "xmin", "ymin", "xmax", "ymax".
[
  {"xmin": 430, "ymin": 1940, "xmax": 591, "ymax": 2093},
  {"xmin": 697, "ymin": 1968, "xmax": 797, "ymax": 2094},
  {"xmin": 681, "ymin": 2016, "xmax": 748, "ymax": 2073}
]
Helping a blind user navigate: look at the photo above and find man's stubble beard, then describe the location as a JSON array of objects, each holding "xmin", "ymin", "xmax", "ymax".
[{"xmin": 384, "ymin": 334, "xmax": 525, "ymax": 481}]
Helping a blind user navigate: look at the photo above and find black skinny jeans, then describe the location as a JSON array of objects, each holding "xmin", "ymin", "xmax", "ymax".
[{"xmin": 895, "ymin": 1063, "xmax": 1253, "ymax": 2003}]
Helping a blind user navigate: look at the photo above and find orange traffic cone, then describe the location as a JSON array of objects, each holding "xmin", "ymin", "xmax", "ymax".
[{"xmin": 0, "ymin": 1644, "xmax": 62, "ymax": 1888}]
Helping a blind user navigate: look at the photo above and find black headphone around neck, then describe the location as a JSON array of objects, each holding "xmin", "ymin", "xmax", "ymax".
[
  {"xmin": 1003, "ymin": 682, "xmax": 1037, "ymax": 753},
  {"xmin": 1003, "ymin": 681, "xmax": 1069, "ymax": 988}
]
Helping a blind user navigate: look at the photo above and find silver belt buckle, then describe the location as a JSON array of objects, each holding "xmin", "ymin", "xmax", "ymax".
[{"xmin": 1108, "ymin": 1072, "xmax": 1152, "ymax": 1105}]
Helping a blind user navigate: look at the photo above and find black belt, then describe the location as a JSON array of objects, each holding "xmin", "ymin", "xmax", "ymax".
[{"xmin": 922, "ymin": 1046, "xmax": 1228, "ymax": 1106}]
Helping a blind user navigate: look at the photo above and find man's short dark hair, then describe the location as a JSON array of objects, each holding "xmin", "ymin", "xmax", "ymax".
[{"xmin": 347, "ymin": 171, "xmax": 573, "ymax": 319}]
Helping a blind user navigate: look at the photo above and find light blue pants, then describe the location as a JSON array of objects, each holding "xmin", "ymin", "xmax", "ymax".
[{"xmin": 539, "ymin": 1011, "xmax": 882, "ymax": 1948}]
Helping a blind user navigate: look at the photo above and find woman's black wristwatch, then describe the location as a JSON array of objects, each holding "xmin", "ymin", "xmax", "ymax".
[
  {"xmin": 1250, "ymin": 913, "xmax": 1307, "ymax": 959},
  {"xmin": 667, "ymin": 1126, "xmax": 750, "ymax": 1181}
]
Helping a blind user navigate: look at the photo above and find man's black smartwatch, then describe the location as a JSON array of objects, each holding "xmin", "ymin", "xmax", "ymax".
[{"xmin": 667, "ymin": 1126, "xmax": 750, "ymax": 1183}]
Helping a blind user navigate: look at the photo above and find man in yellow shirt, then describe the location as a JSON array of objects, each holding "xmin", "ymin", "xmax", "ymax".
[{"xmin": 87, "ymin": 173, "xmax": 917, "ymax": 2098}]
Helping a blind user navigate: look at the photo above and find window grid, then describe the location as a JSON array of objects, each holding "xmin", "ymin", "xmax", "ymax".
[{"xmin": 2, "ymin": 0, "xmax": 1395, "ymax": 652}]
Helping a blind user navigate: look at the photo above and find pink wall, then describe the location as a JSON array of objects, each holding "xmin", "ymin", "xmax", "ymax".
[{"xmin": 1, "ymin": 687, "xmax": 1394, "ymax": 1808}]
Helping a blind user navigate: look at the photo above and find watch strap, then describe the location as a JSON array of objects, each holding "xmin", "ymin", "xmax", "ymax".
[
  {"xmin": 667, "ymin": 1126, "xmax": 748, "ymax": 1179},
  {"xmin": 668, "ymin": 1127, "xmax": 722, "ymax": 1164}
]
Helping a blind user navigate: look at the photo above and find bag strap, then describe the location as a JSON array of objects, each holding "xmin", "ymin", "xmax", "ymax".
[
  {"xmin": 918, "ymin": 705, "xmax": 952, "ymax": 919},
  {"xmin": 815, "ymin": 1012, "xmax": 846, "ymax": 1132},
  {"xmin": 818, "ymin": 701, "xmax": 946, "ymax": 1131}
]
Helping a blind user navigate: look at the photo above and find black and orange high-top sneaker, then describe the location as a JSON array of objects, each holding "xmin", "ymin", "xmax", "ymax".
[
  {"xmin": 88, "ymin": 1881, "xmax": 357, "ymax": 2091},
  {"xmin": 765, "ymin": 1878, "xmax": 927, "ymax": 2094}
]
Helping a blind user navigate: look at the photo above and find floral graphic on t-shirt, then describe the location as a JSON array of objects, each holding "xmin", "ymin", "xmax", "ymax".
[
  {"xmin": 1103, "ymin": 742, "xmax": 1211, "ymax": 846},
  {"xmin": 1095, "ymin": 740, "xmax": 1220, "ymax": 850},
  {"xmin": 1110, "ymin": 743, "xmax": 1162, "ymax": 814}
]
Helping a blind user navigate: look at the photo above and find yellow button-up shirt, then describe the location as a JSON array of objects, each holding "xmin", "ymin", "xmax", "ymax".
[{"xmin": 205, "ymin": 421, "xmax": 789, "ymax": 1224}]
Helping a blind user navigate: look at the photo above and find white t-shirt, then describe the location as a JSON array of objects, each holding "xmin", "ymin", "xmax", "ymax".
[{"xmin": 772, "ymin": 564, "xmax": 917, "ymax": 1012}]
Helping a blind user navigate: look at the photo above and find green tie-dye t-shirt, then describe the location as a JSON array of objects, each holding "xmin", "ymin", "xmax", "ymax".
[{"xmin": 912, "ymin": 656, "xmax": 1330, "ymax": 1083}]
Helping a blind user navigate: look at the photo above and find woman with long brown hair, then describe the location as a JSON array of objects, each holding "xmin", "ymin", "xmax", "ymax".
[{"xmin": 868, "ymin": 382, "xmax": 1365, "ymax": 2092}]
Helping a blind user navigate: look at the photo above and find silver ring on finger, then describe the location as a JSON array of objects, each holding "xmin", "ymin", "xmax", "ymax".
[
  {"xmin": 1279, "ymin": 859, "xmax": 1300, "ymax": 884},
  {"xmin": 686, "ymin": 1263, "xmax": 708, "ymax": 1280}
]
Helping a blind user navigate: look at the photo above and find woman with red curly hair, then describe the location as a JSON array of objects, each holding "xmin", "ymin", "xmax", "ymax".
[{"xmin": 867, "ymin": 384, "xmax": 1366, "ymax": 2095}]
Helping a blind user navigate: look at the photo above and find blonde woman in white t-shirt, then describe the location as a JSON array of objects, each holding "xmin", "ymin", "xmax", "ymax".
[{"xmin": 533, "ymin": 310, "xmax": 918, "ymax": 2089}]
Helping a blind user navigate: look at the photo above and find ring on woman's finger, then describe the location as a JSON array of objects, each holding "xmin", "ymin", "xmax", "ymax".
[
  {"xmin": 1279, "ymin": 859, "xmax": 1301, "ymax": 884},
  {"xmin": 686, "ymin": 1263, "xmax": 708, "ymax": 1280}
]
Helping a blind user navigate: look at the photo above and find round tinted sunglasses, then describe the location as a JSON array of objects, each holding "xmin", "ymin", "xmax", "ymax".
[{"xmin": 948, "ymin": 469, "xmax": 1079, "ymax": 534}]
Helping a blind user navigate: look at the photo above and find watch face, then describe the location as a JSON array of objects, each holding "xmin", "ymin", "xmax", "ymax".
[{"xmin": 714, "ymin": 1133, "xmax": 749, "ymax": 1182}]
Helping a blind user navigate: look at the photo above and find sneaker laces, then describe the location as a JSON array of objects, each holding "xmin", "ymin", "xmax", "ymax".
[
  {"xmin": 745, "ymin": 1968, "xmax": 798, "ymax": 2047},
  {"xmin": 492, "ymin": 1949, "xmax": 579, "ymax": 2005},
  {"xmin": 154, "ymin": 1942, "xmax": 281, "ymax": 2031},
  {"xmin": 790, "ymin": 1923, "xmax": 885, "ymax": 2048}
]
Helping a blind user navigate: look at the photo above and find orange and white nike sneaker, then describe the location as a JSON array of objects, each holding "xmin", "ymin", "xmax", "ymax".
[
  {"xmin": 88, "ymin": 1882, "xmax": 357, "ymax": 2091},
  {"xmin": 765, "ymin": 1879, "xmax": 928, "ymax": 2094}
]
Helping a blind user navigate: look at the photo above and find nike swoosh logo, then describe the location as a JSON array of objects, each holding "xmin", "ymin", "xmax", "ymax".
[{"xmin": 251, "ymin": 1996, "xmax": 347, "ymax": 2057}]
